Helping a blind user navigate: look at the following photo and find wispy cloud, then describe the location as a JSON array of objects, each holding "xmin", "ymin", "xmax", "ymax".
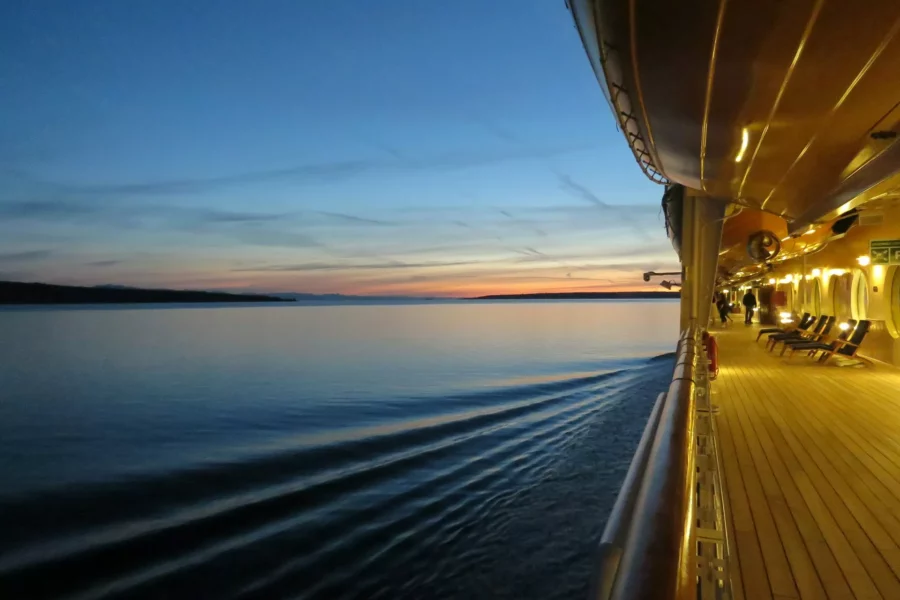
[
  {"xmin": 86, "ymin": 260, "xmax": 120, "ymax": 267},
  {"xmin": 7, "ymin": 144, "xmax": 594, "ymax": 199},
  {"xmin": 314, "ymin": 211, "xmax": 394, "ymax": 226},
  {"xmin": 233, "ymin": 259, "xmax": 481, "ymax": 272},
  {"xmin": 557, "ymin": 174, "xmax": 610, "ymax": 208},
  {"xmin": 556, "ymin": 173, "xmax": 656, "ymax": 241},
  {"xmin": 0, "ymin": 249, "xmax": 53, "ymax": 262}
]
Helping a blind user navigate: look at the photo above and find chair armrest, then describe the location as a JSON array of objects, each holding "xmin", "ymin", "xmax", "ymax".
[{"xmin": 833, "ymin": 339, "xmax": 859, "ymax": 349}]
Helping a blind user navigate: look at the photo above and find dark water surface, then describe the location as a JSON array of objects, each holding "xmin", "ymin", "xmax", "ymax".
[{"xmin": 0, "ymin": 300, "xmax": 678, "ymax": 599}]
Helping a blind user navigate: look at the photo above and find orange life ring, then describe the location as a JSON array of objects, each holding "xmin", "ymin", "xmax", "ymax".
[{"xmin": 706, "ymin": 334, "xmax": 719, "ymax": 380}]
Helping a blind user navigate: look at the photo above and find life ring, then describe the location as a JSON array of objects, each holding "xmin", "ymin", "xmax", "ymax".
[{"xmin": 705, "ymin": 333, "xmax": 719, "ymax": 380}]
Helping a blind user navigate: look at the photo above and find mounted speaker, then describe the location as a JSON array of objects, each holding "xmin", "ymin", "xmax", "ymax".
[{"xmin": 747, "ymin": 230, "xmax": 781, "ymax": 262}]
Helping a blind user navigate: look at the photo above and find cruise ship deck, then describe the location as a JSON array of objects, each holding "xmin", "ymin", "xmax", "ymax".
[{"xmin": 714, "ymin": 325, "xmax": 900, "ymax": 600}]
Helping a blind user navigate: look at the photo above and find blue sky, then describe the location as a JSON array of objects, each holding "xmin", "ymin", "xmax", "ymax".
[{"xmin": 0, "ymin": 0, "xmax": 676, "ymax": 296}]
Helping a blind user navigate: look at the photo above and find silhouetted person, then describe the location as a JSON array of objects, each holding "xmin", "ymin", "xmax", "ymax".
[
  {"xmin": 742, "ymin": 290, "xmax": 757, "ymax": 325},
  {"xmin": 716, "ymin": 293, "xmax": 730, "ymax": 326}
]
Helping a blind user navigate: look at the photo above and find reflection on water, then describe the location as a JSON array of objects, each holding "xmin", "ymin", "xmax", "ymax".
[{"xmin": 0, "ymin": 300, "xmax": 678, "ymax": 599}]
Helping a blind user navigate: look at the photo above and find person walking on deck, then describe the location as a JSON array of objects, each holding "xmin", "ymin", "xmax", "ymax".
[
  {"xmin": 742, "ymin": 290, "xmax": 757, "ymax": 325},
  {"xmin": 716, "ymin": 293, "xmax": 730, "ymax": 326}
]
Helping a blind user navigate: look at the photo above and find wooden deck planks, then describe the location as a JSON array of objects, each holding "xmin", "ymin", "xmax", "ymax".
[{"xmin": 713, "ymin": 325, "xmax": 900, "ymax": 600}]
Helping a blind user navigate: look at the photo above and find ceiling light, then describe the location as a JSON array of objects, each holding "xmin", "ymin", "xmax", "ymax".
[{"xmin": 735, "ymin": 128, "xmax": 749, "ymax": 163}]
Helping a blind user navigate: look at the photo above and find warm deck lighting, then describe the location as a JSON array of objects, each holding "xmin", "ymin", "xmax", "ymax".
[
  {"xmin": 782, "ymin": 274, "xmax": 793, "ymax": 283},
  {"xmin": 803, "ymin": 227, "xmax": 816, "ymax": 235},
  {"xmin": 811, "ymin": 268, "xmax": 821, "ymax": 277},
  {"xmin": 839, "ymin": 322, "xmax": 851, "ymax": 331},
  {"xmin": 857, "ymin": 255, "xmax": 871, "ymax": 267},
  {"xmin": 735, "ymin": 128, "xmax": 749, "ymax": 162},
  {"xmin": 768, "ymin": 278, "xmax": 776, "ymax": 284},
  {"xmin": 829, "ymin": 269, "xmax": 847, "ymax": 277}
]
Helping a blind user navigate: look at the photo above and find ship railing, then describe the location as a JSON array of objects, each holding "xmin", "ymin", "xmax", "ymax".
[{"xmin": 589, "ymin": 327, "xmax": 735, "ymax": 600}]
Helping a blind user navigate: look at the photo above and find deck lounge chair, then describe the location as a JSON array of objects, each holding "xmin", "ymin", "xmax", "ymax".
[
  {"xmin": 775, "ymin": 316, "xmax": 836, "ymax": 355},
  {"xmin": 788, "ymin": 319, "xmax": 871, "ymax": 363},
  {"xmin": 755, "ymin": 312, "xmax": 813, "ymax": 342},
  {"xmin": 766, "ymin": 315, "xmax": 831, "ymax": 352}
]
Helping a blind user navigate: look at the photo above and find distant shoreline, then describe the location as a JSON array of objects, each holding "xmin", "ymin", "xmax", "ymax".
[
  {"xmin": 0, "ymin": 281, "xmax": 292, "ymax": 305},
  {"xmin": 468, "ymin": 291, "xmax": 680, "ymax": 300}
]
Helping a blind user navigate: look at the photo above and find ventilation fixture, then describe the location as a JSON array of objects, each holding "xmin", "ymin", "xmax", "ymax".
[
  {"xmin": 858, "ymin": 212, "xmax": 884, "ymax": 227},
  {"xmin": 747, "ymin": 230, "xmax": 781, "ymax": 262}
]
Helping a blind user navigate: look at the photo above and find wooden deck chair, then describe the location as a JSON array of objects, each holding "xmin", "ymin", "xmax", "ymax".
[
  {"xmin": 776, "ymin": 316, "xmax": 836, "ymax": 355},
  {"xmin": 789, "ymin": 319, "xmax": 871, "ymax": 363},
  {"xmin": 755, "ymin": 312, "xmax": 813, "ymax": 342},
  {"xmin": 767, "ymin": 315, "xmax": 831, "ymax": 352}
]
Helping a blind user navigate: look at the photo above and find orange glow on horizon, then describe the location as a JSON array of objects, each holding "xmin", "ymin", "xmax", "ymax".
[
  {"xmin": 59, "ymin": 255, "xmax": 681, "ymax": 299},
  {"xmin": 209, "ymin": 269, "xmax": 678, "ymax": 298}
]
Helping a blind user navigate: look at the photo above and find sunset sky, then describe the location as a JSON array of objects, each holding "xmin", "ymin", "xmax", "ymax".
[{"xmin": 0, "ymin": 0, "xmax": 678, "ymax": 297}]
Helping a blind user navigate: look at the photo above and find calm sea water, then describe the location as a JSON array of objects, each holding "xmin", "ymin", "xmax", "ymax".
[{"xmin": 0, "ymin": 300, "xmax": 679, "ymax": 599}]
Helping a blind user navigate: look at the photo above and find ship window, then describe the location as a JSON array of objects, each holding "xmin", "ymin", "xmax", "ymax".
[
  {"xmin": 831, "ymin": 273, "xmax": 852, "ymax": 321},
  {"xmin": 811, "ymin": 279, "xmax": 822, "ymax": 315},
  {"xmin": 892, "ymin": 268, "xmax": 900, "ymax": 336},
  {"xmin": 852, "ymin": 270, "xmax": 869, "ymax": 320}
]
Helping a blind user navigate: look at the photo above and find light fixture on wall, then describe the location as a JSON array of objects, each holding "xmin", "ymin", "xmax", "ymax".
[
  {"xmin": 857, "ymin": 255, "xmax": 871, "ymax": 267},
  {"xmin": 811, "ymin": 268, "xmax": 821, "ymax": 277},
  {"xmin": 768, "ymin": 278, "xmax": 776, "ymax": 284},
  {"xmin": 839, "ymin": 322, "xmax": 851, "ymax": 331}
]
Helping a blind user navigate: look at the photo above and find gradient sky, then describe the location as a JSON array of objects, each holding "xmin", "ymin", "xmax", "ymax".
[{"xmin": 0, "ymin": 0, "xmax": 678, "ymax": 297}]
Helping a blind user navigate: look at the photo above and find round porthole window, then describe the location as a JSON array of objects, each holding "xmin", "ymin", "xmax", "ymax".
[
  {"xmin": 891, "ymin": 267, "xmax": 900, "ymax": 337},
  {"xmin": 811, "ymin": 279, "xmax": 822, "ymax": 316},
  {"xmin": 852, "ymin": 270, "xmax": 869, "ymax": 320},
  {"xmin": 831, "ymin": 273, "xmax": 852, "ymax": 321}
]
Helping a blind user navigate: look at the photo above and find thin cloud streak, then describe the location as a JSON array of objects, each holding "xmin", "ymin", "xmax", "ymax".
[
  {"xmin": 0, "ymin": 249, "xmax": 53, "ymax": 262},
  {"xmin": 86, "ymin": 260, "xmax": 121, "ymax": 267},
  {"xmin": 232, "ymin": 259, "xmax": 481, "ymax": 272},
  {"xmin": 8, "ymin": 144, "xmax": 595, "ymax": 198}
]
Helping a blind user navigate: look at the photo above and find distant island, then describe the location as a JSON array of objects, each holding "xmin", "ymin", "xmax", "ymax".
[
  {"xmin": 0, "ymin": 281, "xmax": 293, "ymax": 305},
  {"xmin": 269, "ymin": 292, "xmax": 440, "ymax": 302},
  {"xmin": 469, "ymin": 291, "xmax": 680, "ymax": 300}
]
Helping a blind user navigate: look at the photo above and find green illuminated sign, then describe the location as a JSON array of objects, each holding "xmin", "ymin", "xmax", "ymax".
[{"xmin": 870, "ymin": 239, "xmax": 900, "ymax": 265}]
